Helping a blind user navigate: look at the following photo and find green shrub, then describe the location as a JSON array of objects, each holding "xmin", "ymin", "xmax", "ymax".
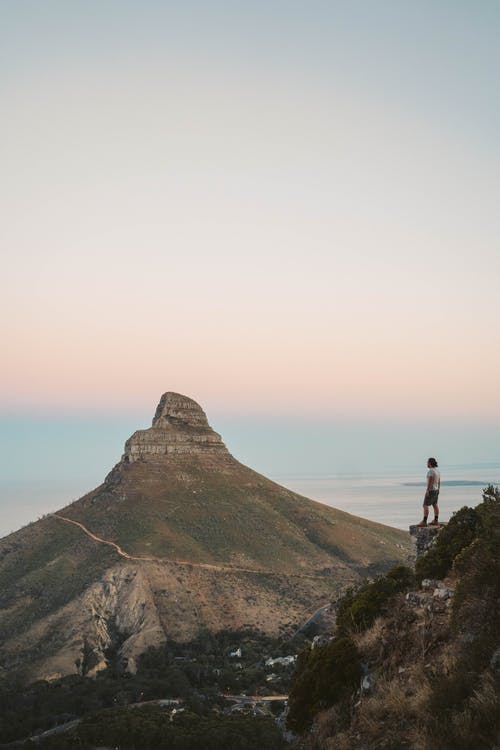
[
  {"xmin": 424, "ymin": 487, "xmax": 500, "ymax": 750},
  {"xmin": 415, "ymin": 505, "xmax": 481, "ymax": 583},
  {"xmin": 475, "ymin": 484, "xmax": 500, "ymax": 552},
  {"xmin": 287, "ymin": 636, "xmax": 361, "ymax": 733},
  {"xmin": 450, "ymin": 487, "xmax": 500, "ymax": 658},
  {"xmin": 336, "ymin": 565, "xmax": 415, "ymax": 635},
  {"xmin": 0, "ymin": 628, "xmax": 289, "ymax": 745},
  {"xmin": 75, "ymin": 708, "xmax": 286, "ymax": 750},
  {"xmin": 35, "ymin": 709, "xmax": 286, "ymax": 750}
]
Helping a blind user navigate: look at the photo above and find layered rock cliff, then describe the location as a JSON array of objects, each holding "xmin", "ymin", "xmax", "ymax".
[{"xmin": 122, "ymin": 392, "xmax": 229, "ymax": 464}]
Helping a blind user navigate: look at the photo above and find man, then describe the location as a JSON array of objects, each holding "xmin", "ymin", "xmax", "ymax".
[{"xmin": 417, "ymin": 457, "xmax": 440, "ymax": 526}]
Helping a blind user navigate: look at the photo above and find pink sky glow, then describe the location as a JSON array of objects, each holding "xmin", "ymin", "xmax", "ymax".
[{"xmin": 2, "ymin": 2, "xmax": 500, "ymax": 423}]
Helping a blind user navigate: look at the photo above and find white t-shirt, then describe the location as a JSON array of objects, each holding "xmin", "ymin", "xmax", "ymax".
[{"xmin": 427, "ymin": 467, "xmax": 440, "ymax": 491}]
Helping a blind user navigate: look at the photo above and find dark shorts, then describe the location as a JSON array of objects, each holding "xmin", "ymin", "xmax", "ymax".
[{"xmin": 424, "ymin": 490, "xmax": 439, "ymax": 506}]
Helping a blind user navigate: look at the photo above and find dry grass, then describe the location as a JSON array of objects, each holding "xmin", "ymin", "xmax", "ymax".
[
  {"xmin": 293, "ymin": 590, "xmax": 457, "ymax": 750},
  {"xmin": 423, "ymin": 671, "xmax": 500, "ymax": 750},
  {"xmin": 351, "ymin": 616, "xmax": 386, "ymax": 659},
  {"xmin": 292, "ymin": 671, "xmax": 433, "ymax": 750},
  {"xmin": 357, "ymin": 675, "xmax": 427, "ymax": 729}
]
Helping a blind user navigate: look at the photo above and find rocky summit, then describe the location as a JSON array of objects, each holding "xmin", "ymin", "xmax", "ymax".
[
  {"xmin": 0, "ymin": 392, "xmax": 410, "ymax": 684},
  {"xmin": 123, "ymin": 392, "xmax": 229, "ymax": 463}
]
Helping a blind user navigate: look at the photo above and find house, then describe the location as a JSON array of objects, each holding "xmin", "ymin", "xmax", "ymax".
[{"xmin": 264, "ymin": 655, "xmax": 296, "ymax": 667}]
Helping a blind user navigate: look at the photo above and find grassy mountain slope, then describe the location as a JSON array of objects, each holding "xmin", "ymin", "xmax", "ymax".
[
  {"xmin": 64, "ymin": 456, "xmax": 407, "ymax": 573},
  {"xmin": 0, "ymin": 393, "xmax": 410, "ymax": 684}
]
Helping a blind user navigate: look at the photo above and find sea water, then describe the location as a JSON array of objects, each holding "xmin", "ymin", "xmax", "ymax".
[
  {"xmin": 1, "ymin": 465, "xmax": 499, "ymax": 538},
  {"xmin": 0, "ymin": 479, "xmax": 97, "ymax": 539},
  {"xmin": 274, "ymin": 465, "xmax": 500, "ymax": 529}
]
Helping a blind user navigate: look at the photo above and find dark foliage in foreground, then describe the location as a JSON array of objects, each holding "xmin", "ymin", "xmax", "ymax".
[
  {"xmin": 424, "ymin": 485, "xmax": 500, "ymax": 750},
  {"xmin": 284, "ymin": 487, "xmax": 500, "ymax": 749},
  {"xmin": 0, "ymin": 628, "xmax": 301, "ymax": 745},
  {"xmin": 415, "ymin": 505, "xmax": 481, "ymax": 583},
  {"xmin": 287, "ymin": 637, "xmax": 361, "ymax": 733},
  {"xmin": 27, "ymin": 708, "xmax": 286, "ymax": 750},
  {"xmin": 286, "ymin": 565, "xmax": 414, "ymax": 734},
  {"xmin": 336, "ymin": 564, "xmax": 415, "ymax": 635}
]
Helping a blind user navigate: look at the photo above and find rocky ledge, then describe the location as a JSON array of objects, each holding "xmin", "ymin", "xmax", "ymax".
[
  {"xmin": 409, "ymin": 523, "xmax": 445, "ymax": 558},
  {"xmin": 122, "ymin": 392, "xmax": 230, "ymax": 463}
]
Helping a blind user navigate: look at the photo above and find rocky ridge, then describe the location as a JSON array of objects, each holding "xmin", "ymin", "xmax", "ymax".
[{"xmin": 122, "ymin": 392, "xmax": 229, "ymax": 464}]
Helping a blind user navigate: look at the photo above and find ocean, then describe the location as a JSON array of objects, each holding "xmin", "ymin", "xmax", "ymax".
[
  {"xmin": 274, "ymin": 464, "xmax": 500, "ymax": 529},
  {"xmin": 1, "ymin": 465, "xmax": 499, "ymax": 539}
]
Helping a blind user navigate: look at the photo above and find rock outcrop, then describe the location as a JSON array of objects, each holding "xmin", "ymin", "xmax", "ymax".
[
  {"xmin": 122, "ymin": 392, "xmax": 229, "ymax": 463},
  {"xmin": 409, "ymin": 523, "xmax": 444, "ymax": 558}
]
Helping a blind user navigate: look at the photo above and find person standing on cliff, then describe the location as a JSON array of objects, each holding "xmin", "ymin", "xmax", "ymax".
[{"xmin": 417, "ymin": 457, "xmax": 440, "ymax": 526}]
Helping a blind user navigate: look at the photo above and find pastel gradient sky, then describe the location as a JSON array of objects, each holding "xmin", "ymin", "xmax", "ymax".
[{"xmin": 2, "ymin": 2, "xmax": 500, "ymax": 491}]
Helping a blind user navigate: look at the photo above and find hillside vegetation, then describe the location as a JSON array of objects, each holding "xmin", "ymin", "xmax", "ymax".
[
  {"xmin": 0, "ymin": 393, "xmax": 409, "ymax": 683},
  {"xmin": 68, "ymin": 458, "xmax": 408, "ymax": 574},
  {"xmin": 288, "ymin": 485, "xmax": 500, "ymax": 749},
  {"xmin": 0, "ymin": 628, "xmax": 299, "ymax": 747}
]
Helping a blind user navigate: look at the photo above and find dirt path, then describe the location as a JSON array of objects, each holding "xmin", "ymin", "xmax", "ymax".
[
  {"xmin": 51, "ymin": 513, "xmax": 324, "ymax": 580},
  {"xmin": 53, "ymin": 514, "xmax": 155, "ymax": 561}
]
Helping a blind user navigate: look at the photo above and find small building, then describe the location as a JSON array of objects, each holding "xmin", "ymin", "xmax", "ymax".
[{"xmin": 265, "ymin": 655, "xmax": 296, "ymax": 667}]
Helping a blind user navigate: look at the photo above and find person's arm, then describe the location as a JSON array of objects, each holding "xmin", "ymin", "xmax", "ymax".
[{"xmin": 426, "ymin": 470, "xmax": 434, "ymax": 495}]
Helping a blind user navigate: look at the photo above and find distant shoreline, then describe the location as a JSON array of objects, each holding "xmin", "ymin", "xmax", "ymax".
[{"xmin": 402, "ymin": 480, "xmax": 488, "ymax": 487}]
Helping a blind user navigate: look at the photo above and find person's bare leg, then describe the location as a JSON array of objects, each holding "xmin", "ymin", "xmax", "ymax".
[
  {"xmin": 429, "ymin": 503, "xmax": 439, "ymax": 525},
  {"xmin": 417, "ymin": 503, "xmax": 429, "ymax": 525}
]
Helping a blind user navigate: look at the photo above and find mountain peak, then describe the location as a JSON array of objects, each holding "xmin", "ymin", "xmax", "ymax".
[
  {"xmin": 122, "ymin": 392, "xmax": 229, "ymax": 463},
  {"xmin": 152, "ymin": 392, "xmax": 209, "ymax": 429},
  {"xmin": 0, "ymin": 391, "xmax": 411, "ymax": 684}
]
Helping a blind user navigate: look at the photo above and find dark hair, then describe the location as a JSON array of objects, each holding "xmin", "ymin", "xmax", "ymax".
[{"xmin": 428, "ymin": 457, "xmax": 438, "ymax": 467}]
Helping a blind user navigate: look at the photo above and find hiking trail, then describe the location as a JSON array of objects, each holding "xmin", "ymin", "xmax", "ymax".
[{"xmin": 50, "ymin": 513, "xmax": 329, "ymax": 581}]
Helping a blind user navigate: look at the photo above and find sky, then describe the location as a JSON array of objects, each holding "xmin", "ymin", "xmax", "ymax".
[{"xmin": 1, "ymin": 1, "xmax": 500, "ymax": 518}]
